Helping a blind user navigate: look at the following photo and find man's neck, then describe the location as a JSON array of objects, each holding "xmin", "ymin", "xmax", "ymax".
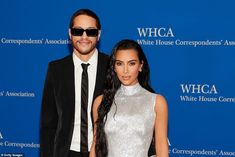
[{"xmin": 74, "ymin": 50, "xmax": 95, "ymax": 62}]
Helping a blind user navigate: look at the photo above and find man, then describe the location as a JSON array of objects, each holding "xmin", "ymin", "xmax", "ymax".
[{"xmin": 40, "ymin": 9, "xmax": 109, "ymax": 157}]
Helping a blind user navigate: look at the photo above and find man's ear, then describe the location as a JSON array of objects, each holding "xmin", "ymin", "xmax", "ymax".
[{"xmin": 97, "ymin": 30, "xmax": 101, "ymax": 41}]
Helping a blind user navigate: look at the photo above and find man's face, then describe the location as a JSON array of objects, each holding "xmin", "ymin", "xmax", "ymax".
[{"xmin": 69, "ymin": 15, "xmax": 100, "ymax": 56}]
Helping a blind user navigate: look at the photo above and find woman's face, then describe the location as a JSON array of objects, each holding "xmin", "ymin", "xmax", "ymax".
[{"xmin": 114, "ymin": 49, "xmax": 143, "ymax": 86}]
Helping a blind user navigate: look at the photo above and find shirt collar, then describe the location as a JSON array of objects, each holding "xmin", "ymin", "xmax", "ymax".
[{"xmin": 73, "ymin": 48, "xmax": 98, "ymax": 68}]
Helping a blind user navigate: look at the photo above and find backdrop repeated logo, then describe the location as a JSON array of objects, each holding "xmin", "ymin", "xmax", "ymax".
[{"xmin": 180, "ymin": 83, "xmax": 235, "ymax": 103}]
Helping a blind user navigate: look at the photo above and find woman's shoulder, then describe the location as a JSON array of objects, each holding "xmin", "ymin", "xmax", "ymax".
[
  {"xmin": 93, "ymin": 95, "xmax": 104, "ymax": 111},
  {"xmin": 154, "ymin": 94, "xmax": 168, "ymax": 112},
  {"xmin": 94, "ymin": 94, "xmax": 103, "ymax": 102},
  {"xmin": 156, "ymin": 94, "xmax": 166, "ymax": 102}
]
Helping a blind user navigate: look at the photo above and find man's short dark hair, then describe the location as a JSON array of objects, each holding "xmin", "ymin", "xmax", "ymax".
[{"xmin": 69, "ymin": 9, "xmax": 101, "ymax": 30}]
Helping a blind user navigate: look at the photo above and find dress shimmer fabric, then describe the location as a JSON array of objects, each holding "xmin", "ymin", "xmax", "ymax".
[{"xmin": 104, "ymin": 83, "xmax": 156, "ymax": 157}]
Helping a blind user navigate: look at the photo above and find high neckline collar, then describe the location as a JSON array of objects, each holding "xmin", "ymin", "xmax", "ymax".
[{"xmin": 120, "ymin": 82, "xmax": 142, "ymax": 96}]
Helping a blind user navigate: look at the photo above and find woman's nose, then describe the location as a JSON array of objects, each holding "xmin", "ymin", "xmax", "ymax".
[{"xmin": 123, "ymin": 65, "xmax": 128, "ymax": 74}]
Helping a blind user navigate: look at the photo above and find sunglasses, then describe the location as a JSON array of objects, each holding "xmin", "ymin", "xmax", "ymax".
[{"xmin": 71, "ymin": 28, "xmax": 99, "ymax": 37}]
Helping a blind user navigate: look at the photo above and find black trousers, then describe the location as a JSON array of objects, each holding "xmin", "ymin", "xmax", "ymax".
[{"xmin": 68, "ymin": 150, "xmax": 89, "ymax": 157}]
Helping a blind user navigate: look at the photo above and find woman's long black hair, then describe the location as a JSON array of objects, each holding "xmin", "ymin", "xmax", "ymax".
[{"xmin": 95, "ymin": 39, "xmax": 154, "ymax": 157}]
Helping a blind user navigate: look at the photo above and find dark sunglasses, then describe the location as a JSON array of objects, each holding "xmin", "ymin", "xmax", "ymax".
[{"xmin": 71, "ymin": 28, "xmax": 99, "ymax": 37}]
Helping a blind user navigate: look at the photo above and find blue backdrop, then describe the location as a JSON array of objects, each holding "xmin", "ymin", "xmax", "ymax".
[{"xmin": 0, "ymin": 0, "xmax": 235, "ymax": 156}]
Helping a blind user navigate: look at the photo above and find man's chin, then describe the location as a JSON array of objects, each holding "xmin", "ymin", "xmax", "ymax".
[{"xmin": 74, "ymin": 49, "xmax": 95, "ymax": 56}]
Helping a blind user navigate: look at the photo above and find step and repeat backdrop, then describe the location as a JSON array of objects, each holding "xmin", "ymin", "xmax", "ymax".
[{"xmin": 0, "ymin": 0, "xmax": 235, "ymax": 156}]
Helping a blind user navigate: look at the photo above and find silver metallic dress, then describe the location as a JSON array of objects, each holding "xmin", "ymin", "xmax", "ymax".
[{"xmin": 104, "ymin": 83, "xmax": 156, "ymax": 157}]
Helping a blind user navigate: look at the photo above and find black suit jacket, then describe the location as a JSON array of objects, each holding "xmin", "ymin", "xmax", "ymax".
[{"xmin": 40, "ymin": 52, "xmax": 109, "ymax": 157}]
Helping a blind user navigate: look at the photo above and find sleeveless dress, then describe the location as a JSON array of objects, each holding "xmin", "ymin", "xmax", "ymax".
[{"xmin": 104, "ymin": 83, "xmax": 156, "ymax": 157}]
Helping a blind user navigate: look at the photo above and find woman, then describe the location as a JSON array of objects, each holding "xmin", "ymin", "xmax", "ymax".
[{"xmin": 90, "ymin": 39, "xmax": 168, "ymax": 157}]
